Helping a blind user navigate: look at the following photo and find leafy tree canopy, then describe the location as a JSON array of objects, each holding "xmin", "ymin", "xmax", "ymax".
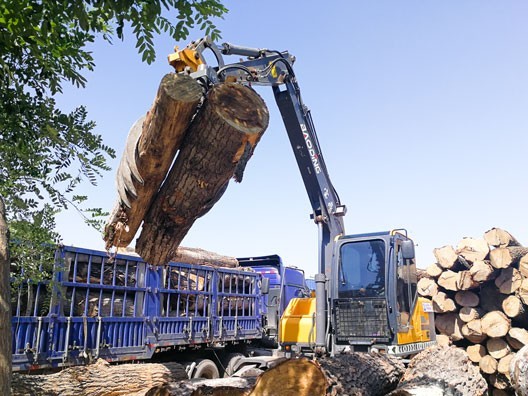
[{"xmin": 0, "ymin": 0, "xmax": 227, "ymax": 268}]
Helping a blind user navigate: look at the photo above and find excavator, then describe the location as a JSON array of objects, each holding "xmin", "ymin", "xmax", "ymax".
[{"xmin": 168, "ymin": 37, "xmax": 436, "ymax": 357}]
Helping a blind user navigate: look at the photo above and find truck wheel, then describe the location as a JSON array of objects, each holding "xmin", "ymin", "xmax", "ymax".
[
  {"xmin": 192, "ymin": 358, "xmax": 220, "ymax": 379},
  {"xmin": 223, "ymin": 353, "xmax": 245, "ymax": 377}
]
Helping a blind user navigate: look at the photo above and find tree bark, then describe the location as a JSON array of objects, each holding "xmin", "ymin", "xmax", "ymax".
[
  {"xmin": 11, "ymin": 359, "xmax": 187, "ymax": 396},
  {"xmin": 510, "ymin": 345, "xmax": 528, "ymax": 396},
  {"xmin": 318, "ymin": 353, "xmax": 405, "ymax": 396},
  {"xmin": 105, "ymin": 74, "xmax": 204, "ymax": 248},
  {"xmin": 484, "ymin": 228, "xmax": 522, "ymax": 248},
  {"xmin": 136, "ymin": 83, "xmax": 269, "ymax": 264},
  {"xmin": 390, "ymin": 346, "xmax": 488, "ymax": 396},
  {"xmin": 0, "ymin": 196, "xmax": 11, "ymax": 396}
]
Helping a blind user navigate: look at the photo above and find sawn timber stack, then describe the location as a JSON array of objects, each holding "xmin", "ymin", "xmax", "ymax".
[{"xmin": 104, "ymin": 75, "xmax": 269, "ymax": 264}]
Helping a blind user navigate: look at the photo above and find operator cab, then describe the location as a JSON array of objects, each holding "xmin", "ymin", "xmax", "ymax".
[{"xmin": 331, "ymin": 230, "xmax": 434, "ymax": 354}]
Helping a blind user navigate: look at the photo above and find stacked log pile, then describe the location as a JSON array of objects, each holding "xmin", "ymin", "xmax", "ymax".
[{"xmin": 418, "ymin": 227, "xmax": 528, "ymax": 394}]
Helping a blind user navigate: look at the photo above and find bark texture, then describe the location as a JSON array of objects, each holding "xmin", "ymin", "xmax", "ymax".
[
  {"xmin": 11, "ymin": 359, "xmax": 187, "ymax": 396},
  {"xmin": 105, "ymin": 74, "xmax": 203, "ymax": 248},
  {"xmin": 137, "ymin": 83, "xmax": 269, "ymax": 264},
  {"xmin": 0, "ymin": 196, "xmax": 11, "ymax": 396},
  {"xmin": 390, "ymin": 346, "xmax": 488, "ymax": 396}
]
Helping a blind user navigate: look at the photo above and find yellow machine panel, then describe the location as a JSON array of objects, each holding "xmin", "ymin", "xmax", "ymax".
[
  {"xmin": 279, "ymin": 297, "xmax": 316, "ymax": 345},
  {"xmin": 390, "ymin": 297, "xmax": 436, "ymax": 355}
]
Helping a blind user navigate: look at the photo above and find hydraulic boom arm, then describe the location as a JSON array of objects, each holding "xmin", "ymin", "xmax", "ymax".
[{"xmin": 169, "ymin": 37, "xmax": 347, "ymax": 277}]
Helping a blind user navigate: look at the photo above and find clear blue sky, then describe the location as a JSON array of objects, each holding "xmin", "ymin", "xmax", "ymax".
[{"xmin": 55, "ymin": 1, "xmax": 528, "ymax": 276}]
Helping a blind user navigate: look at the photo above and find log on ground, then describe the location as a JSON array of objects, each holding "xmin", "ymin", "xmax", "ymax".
[
  {"xmin": 137, "ymin": 83, "xmax": 269, "ymax": 264},
  {"xmin": 12, "ymin": 359, "xmax": 187, "ymax": 396},
  {"xmin": 390, "ymin": 345, "xmax": 488, "ymax": 396},
  {"xmin": 105, "ymin": 74, "xmax": 203, "ymax": 248}
]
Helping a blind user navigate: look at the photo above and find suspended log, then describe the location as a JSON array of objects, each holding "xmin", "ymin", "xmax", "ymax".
[
  {"xmin": 456, "ymin": 237, "xmax": 490, "ymax": 263},
  {"xmin": 467, "ymin": 344, "xmax": 487, "ymax": 363},
  {"xmin": 433, "ymin": 245, "xmax": 458, "ymax": 270},
  {"xmin": 416, "ymin": 277, "xmax": 438, "ymax": 297},
  {"xmin": 490, "ymin": 247, "xmax": 528, "ymax": 269},
  {"xmin": 484, "ymin": 228, "xmax": 521, "ymax": 248},
  {"xmin": 137, "ymin": 83, "xmax": 269, "ymax": 264},
  {"xmin": 455, "ymin": 290, "xmax": 479, "ymax": 307},
  {"xmin": 12, "ymin": 359, "xmax": 187, "ymax": 396},
  {"xmin": 391, "ymin": 346, "xmax": 488, "ymax": 396},
  {"xmin": 105, "ymin": 74, "xmax": 203, "ymax": 248},
  {"xmin": 432, "ymin": 291, "xmax": 456, "ymax": 313},
  {"xmin": 495, "ymin": 267, "xmax": 522, "ymax": 294},
  {"xmin": 469, "ymin": 260, "xmax": 496, "ymax": 283},
  {"xmin": 481, "ymin": 311, "xmax": 511, "ymax": 338}
]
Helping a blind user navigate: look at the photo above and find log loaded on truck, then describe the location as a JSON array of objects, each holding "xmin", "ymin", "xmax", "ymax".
[{"xmin": 11, "ymin": 37, "xmax": 435, "ymax": 378}]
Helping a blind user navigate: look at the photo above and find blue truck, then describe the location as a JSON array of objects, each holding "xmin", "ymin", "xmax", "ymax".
[{"xmin": 11, "ymin": 245, "xmax": 308, "ymax": 377}]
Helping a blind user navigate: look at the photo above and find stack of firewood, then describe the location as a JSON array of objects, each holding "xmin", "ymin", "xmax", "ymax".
[{"xmin": 418, "ymin": 227, "xmax": 528, "ymax": 394}]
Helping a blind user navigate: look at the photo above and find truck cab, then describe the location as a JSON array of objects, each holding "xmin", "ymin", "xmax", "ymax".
[{"xmin": 238, "ymin": 255, "xmax": 308, "ymax": 346}]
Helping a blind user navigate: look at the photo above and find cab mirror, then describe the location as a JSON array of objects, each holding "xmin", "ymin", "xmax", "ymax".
[
  {"xmin": 261, "ymin": 277, "xmax": 270, "ymax": 294},
  {"xmin": 401, "ymin": 240, "xmax": 415, "ymax": 260}
]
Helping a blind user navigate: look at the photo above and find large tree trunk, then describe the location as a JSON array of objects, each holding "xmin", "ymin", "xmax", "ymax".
[
  {"xmin": 137, "ymin": 83, "xmax": 269, "ymax": 265},
  {"xmin": 390, "ymin": 346, "xmax": 488, "ymax": 396},
  {"xmin": 510, "ymin": 345, "xmax": 528, "ymax": 396},
  {"xmin": 105, "ymin": 74, "xmax": 203, "ymax": 249},
  {"xmin": 0, "ymin": 196, "xmax": 11, "ymax": 396},
  {"xmin": 11, "ymin": 359, "xmax": 187, "ymax": 396},
  {"xmin": 147, "ymin": 354, "xmax": 404, "ymax": 396}
]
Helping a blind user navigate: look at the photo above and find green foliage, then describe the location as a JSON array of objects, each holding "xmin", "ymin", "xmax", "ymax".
[
  {"xmin": 0, "ymin": 0, "xmax": 227, "ymax": 275},
  {"xmin": 9, "ymin": 205, "xmax": 59, "ymax": 286}
]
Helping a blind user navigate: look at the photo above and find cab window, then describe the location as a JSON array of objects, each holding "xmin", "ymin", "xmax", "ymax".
[
  {"xmin": 338, "ymin": 240, "xmax": 385, "ymax": 298},
  {"xmin": 395, "ymin": 241, "xmax": 418, "ymax": 329}
]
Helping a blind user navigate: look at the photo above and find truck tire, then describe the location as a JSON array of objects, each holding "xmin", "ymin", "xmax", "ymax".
[
  {"xmin": 192, "ymin": 359, "xmax": 220, "ymax": 379},
  {"xmin": 223, "ymin": 353, "xmax": 245, "ymax": 377}
]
